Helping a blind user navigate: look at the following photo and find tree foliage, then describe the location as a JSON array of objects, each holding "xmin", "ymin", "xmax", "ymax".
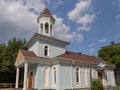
[
  {"xmin": 91, "ymin": 79, "xmax": 103, "ymax": 90},
  {"xmin": 0, "ymin": 37, "xmax": 26, "ymax": 82},
  {"xmin": 98, "ymin": 45, "xmax": 120, "ymax": 85},
  {"xmin": 0, "ymin": 37, "xmax": 26, "ymax": 83},
  {"xmin": 98, "ymin": 46, "xmax": 120, "ymax": 64}
]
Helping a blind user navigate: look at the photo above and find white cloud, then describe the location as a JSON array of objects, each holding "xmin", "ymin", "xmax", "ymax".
[
  {"xmin": 99, "ymin": 38, "xmax": 107, "ymax": 43},
  {"xmin": 53, "ymin": 15, "xmax": 83, "ymax": 42},
  {"xmin": 0, "ymin": 0, "xmax": 41, "ymax": 43},
  {"xmin": 77, "ymin": 14, "xmax": 95, "ymax": 25},
  {"xmin": 67, "ymin": 0, "xmax": 96, "ymax": 31},
  {"xmin": 0, "ymin": 0, "xmax": 84, "ymax": 43},
  {"xmin": 88, "ymin": 48, "xmax": 95, "ymax": 53},
  {"xmin": 87, "ymin": 43, "xmax": 96, "ymax": 54},
  {"xmin": 88, "ymin": 43, "xmax": 95, "ymax": 48},
  {"xmin": 77, "ymin": 25, "xmax": 90, "ymax": 31}
]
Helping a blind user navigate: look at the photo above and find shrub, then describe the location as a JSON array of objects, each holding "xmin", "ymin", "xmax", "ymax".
[{"xmin": 91, "ymin": 79, "xmax": 103, "ymax": 90}]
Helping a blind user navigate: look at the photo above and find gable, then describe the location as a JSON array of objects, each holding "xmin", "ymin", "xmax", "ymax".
[
  {"xmin": 15, "ymin": 50, "xmax": 24, "ymax": 65},
  {"xmin": 96, "ymin": 58, "xmax": 106, "ymax": 68}
]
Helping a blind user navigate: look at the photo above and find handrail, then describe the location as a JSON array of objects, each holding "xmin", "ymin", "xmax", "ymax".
[{"xmin": 0, "ymin": 83, "xmax": 15, "ymax": 88}]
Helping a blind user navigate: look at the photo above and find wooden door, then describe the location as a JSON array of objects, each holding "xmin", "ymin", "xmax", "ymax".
[
  {"xmin": 28, "ymin": 72, "xmax": 33, "ymax": 89},
  {"xmin": 98, "ymin": 72, "xmax": 103, "ymax": 84}
]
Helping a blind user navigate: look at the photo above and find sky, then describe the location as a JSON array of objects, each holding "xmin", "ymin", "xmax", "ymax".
[{"xmin": 0, "ymin": 0, "xmax": 120, "ymax": 56}]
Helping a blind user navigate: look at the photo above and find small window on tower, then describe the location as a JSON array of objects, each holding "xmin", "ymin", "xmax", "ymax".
[
  {"xmin": 41, "ymin": 23, "xmax": 43, "ymax": 33},
  {"xmin": 44, "ymin": 46, "xmax": 48, "ymax": 56},
  {"xmin": 45, "ymin": 23, "xmax": 49, "ymax": 34},
  {"xmin": 50, "ymin": 25, "xmax": 52, "ymax": 36}
]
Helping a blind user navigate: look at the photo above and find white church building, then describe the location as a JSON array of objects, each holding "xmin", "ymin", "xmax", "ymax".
[{"xmin": 15, "ymin": 8, "xmax": 116, "ymax": 90}]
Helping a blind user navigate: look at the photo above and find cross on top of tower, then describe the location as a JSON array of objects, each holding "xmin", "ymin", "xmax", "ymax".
[{"xmin": 45, "ymin": 2, "xmax": 48, "ymax": 8}]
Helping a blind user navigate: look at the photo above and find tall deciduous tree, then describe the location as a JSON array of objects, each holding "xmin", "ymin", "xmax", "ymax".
[
  {"xmin": 0, "ymin": 37, "xmax": 26, "ymax": 82},
  {"xmin": 98, "ymin": 46, "xmax": 120, "ymax": 64},
  {"xmin": 98, "ymin": 45, "xmax": 120, "ymax": 85}
]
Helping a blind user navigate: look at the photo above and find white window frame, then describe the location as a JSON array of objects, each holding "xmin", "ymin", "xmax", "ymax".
[
  {"xmin": 43, "ymin": 66, "xmax": 49, "ymax": 87},
  {"xmin": 52, "ymin": 66, "xmax": 57, "ymax": 85}
]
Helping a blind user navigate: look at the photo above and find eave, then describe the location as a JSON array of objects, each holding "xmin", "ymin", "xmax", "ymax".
[{"xmin": 25, "ymin": 33, "xmax": 70, "ymax": 48}]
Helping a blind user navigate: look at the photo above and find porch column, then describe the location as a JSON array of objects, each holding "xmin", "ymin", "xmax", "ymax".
[
  {"xmin": 23, "ymin": 63, "xmax": 28, "ymax": 90},
  {"xmin": 15, "ymin": 67, "xmax": 20, "ymax": 88}
]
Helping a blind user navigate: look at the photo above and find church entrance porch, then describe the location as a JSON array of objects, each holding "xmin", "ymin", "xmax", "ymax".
[
  {"xmin": 97, "ymin": 71, "xmax": 103, "ymax": 84},
  {"xmin": 15, "ymin": 62, "xmax": 36, "ymax": 90}
]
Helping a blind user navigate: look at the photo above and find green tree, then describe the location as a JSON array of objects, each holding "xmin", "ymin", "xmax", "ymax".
[
  {"xmin": 98, "ymin": 45, "xmax": 120, "ymax": 85},
  {"xmin": 98, "ymin": 46, "xmax": 120, "ymax": 64},
  {"xmin": 91, "ymin": 79, "xmax": 103, "ymax": 90},
  {"xmin": 0, "ymin": 37, "xmax": 26, "ymax": 82},
  {"xmin": 0, "ymin": 44, "xmax": 6, "ymax": 69}
]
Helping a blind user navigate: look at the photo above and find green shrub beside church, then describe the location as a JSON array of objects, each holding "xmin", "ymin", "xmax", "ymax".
[{"xmin": 91, "ymin": 79, "xmax": 103, "ymax": 90}]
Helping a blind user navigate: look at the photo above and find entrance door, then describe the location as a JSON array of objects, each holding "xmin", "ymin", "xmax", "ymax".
[
  {"xmin": 28, "ymin": 72, "xmax": 33, "ymax": 89},
  {"xmin": 97, "ymin": 72, "xmax": 103, "ymax": 84}
]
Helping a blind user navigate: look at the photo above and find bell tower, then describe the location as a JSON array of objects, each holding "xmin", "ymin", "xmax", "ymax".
[{"xmin": 37, "ymin": 8, "xmax": 55, "ymax": 37}]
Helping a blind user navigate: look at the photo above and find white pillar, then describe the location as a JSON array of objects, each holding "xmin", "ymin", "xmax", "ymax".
[
  {"xmin": 39, "ymin": 23, "xmax": 41, "ymax": 34},
  {"xmin": 49, "ymin": 23, "xmax": 50, "ymax": 36},
  {"xmin": 15, "ymin": 67, "xmax": 20, "ymax": 88},
  {"xmin": 23, "ymin": 63, "xmax": 28, "ymax": 90}
]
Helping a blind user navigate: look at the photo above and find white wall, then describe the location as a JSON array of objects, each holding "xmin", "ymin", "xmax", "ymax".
[{"xmin": 28, "ymin": 39, "xmax": 65, "ymax": 58}]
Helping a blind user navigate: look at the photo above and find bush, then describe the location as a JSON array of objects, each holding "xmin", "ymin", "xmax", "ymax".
[{"xmin": 91, "ymin": 79, "xmax": 103, "ymax": 90}]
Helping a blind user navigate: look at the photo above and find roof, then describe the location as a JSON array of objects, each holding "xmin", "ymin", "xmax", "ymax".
[
  {"xmin": 37, "ymin": 8, "xmax": 55, "ymax": 22},
  {"xmin": 25, "ymin": 33, "xmax": 70, "ymax": 48},
  {"xmin": 20, "ymin": 49, "xmax": 37, "ymax": 58},
  {"xmin": 105, "ymin": 61, "xmax": 115, "ymax": 67},
  {"xmin": 19, "ymin": 49, "xmax": 50, "ymax": 59},
  {"xmin": 58, "ymin": 51, "xmax": 99, "ymax": 63},
  {"xmin": 16, "ymin": 50, "xmax": 115, "ymax": 68}
]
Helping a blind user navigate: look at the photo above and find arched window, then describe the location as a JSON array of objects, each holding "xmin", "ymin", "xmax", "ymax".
[
  {"xmin": 44, "ymin": 46, "xmax": 48, "ymax": 56},
  {"xmin": 41, "ymin": 23, "xmax": 43, "ymax": 33},
  {"xmin": 76, "ymin": 67, "xmax": 80, "ymax": 83},
  {"xmin": 50, "ymin": 25, "xmax": 52, "ymax": 36},
  {"xmin": 44, "ymin": 67, "xmax": 49, "ymax": 87},
  {"xmin": 53, "ymin": 67, "xmax": 56, "ymax": 84},
  {"xmin": 45, "ymin": 23, "xmax": 49, "ymax": 34}
]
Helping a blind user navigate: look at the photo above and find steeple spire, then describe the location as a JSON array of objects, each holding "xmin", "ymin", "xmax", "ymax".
[
  {"xmin": 37, "ymin": 8, "xmax": 55, "ymax": 22},
  {"xmin": 37, "ymin": 8, "xmax": 55, "ymax": 37}
]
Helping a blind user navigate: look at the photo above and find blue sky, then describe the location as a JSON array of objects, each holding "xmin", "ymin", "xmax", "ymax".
[{"xmin": 0, "ymin": 0, "xmax": 120, "ymax": 56}]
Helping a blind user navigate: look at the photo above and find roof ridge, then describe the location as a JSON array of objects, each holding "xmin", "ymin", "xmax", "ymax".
[{"xmin": 65, "ymin": 50, "xmax": 97, "ymax": 58}]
